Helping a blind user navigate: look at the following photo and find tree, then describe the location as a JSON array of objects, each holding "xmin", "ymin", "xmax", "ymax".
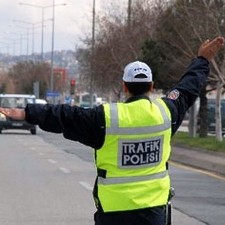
[
  {"xmin": 8, "ymin": 60, "xmax": 51, "ymax": 98},
  {"xmin": 76, "ymin": 0, "xmax": 225, "ymax": 140},
  {"xmin": 77, "ymin": 0, "xmax": 164, "ymax": 101},
  {"xmin": 0, "ymin": 73, "xmax": 7, "ymax": 93},
  {"xmin": 149, "ymin": 0, "xmax": 225, "ymax": 138},
  {"xmin": 141, "ymin": 39, "xmax": 175, "ymax": 91}
]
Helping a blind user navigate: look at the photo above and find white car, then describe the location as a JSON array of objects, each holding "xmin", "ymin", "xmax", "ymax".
[
  {"xmin": 35, "ymin": 98, "xmax": 47, "ymax": 104},
  {"xmin": 0, "ymin": 94, "xmax": 37, "ymax": 134}
]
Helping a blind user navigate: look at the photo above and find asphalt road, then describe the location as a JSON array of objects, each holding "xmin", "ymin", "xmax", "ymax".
[
  {"xmin": 0, "ymin": 130, "xmax": 95, "ymax": 225},
  {"xmin": 0, "ymin": 128, "xmax": 225, "ymax": 225},
  {"xmin": 37, "ymin": 129, "xmax": 225, "ymax": 225}
]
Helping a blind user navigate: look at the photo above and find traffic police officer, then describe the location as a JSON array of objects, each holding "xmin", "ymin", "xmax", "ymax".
[{"xmin": 0, "ymin": 36, "xmax": 224, "ymax": 225}]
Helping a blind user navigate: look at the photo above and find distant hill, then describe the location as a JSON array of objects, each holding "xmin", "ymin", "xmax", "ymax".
[{"xmin": 0, "ymin": 50, "xmax": 79, "ymax": 78}]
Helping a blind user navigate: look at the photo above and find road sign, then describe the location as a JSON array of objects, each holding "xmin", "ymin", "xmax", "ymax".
[{"xmin": 46, "ymin": 91, "xmax": 60, "ymax": 97}]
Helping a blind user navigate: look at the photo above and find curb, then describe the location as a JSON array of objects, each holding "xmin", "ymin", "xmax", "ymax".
[{"xmin": 170, "ymin": 145, "xmax": 225, "ymax": 176}]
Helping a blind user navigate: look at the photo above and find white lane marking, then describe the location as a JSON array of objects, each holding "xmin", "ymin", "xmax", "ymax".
[
  {"xmin": 48, "ymin": 159, "xmax": 57, "ymax": 164},
  {"xmin": 39, "ymin": 153, "xmax": 44, "ymax": 156},
  {"xmin": 59, "ymin": 167, "xmax": 71, "ymax": 174},
  {"xmin": 79, "ymin": 181, "xmax": 93, "ymax": 191}
]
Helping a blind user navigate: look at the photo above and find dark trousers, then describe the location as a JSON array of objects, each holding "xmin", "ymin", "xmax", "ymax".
[{"xmin": 94, "ymin": 206, "xmax": 166, "ymax": 225}]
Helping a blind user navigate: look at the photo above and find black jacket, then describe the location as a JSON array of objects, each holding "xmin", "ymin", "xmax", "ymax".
[{"xmin": 25, "ymin": 57, "xmax": 209, "ymax": 149}]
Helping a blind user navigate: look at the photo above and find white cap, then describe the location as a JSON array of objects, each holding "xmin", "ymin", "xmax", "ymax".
[{"xmin": 122, "ymin": 61, "xmax": 152, "ymax": 82}]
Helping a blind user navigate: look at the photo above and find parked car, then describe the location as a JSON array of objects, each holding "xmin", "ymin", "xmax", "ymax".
[
  {"xmin": 188, "ymin": 98, "xmax": 225, "ymax": 135},
  {"xmin": 0, "ymin": 94, "xmax": 37, "ymax": 134},
  {"xmin": 207, "ymin": 99, "xmax": 225, "ymax": 134}
]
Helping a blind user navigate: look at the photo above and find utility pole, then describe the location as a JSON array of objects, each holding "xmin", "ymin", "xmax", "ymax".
[
  {"xmin": 90, "ymin": 0, "xmax": 96, "ymax": 107},
  {"xmin": 13, "ymin": 20, "xmax": 43, "ymax": 58},
  {"xmin": 128, "ymin": 0, "xmax": 132, "ymax": 30},
  {"xmin": 19, "ymin": 2, "xmax": 51, "ymax": 61},
  {"xmin": 50, "ymin": 0, "xmax": 55, "ymax": 94},
  {"xmin": 19, "ymin": 1, "xmax": 67, "ymax": 89}
]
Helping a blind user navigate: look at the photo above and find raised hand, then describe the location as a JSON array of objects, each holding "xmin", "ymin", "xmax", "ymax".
[{"xmin": 198, "ymin": 36, "xmax": 225, "ymax": 61}]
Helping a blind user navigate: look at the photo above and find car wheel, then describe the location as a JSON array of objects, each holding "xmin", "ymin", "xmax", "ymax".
[
  {"xmin": 0, "ymin": 128, "xmax": 2, "ymax": 134},
  {"xmin": 30, "ymin": 127, "xmax": 36, "ymax": 135}
]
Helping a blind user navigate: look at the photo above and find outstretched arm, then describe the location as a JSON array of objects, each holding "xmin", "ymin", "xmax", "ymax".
[{"xmin": 0, "ymin": 107, "xmax": 25, "ymax": 120}]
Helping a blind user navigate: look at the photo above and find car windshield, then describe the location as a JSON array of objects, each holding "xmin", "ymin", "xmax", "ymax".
[{"xmin": 0, "ymin": 97, "xmax": 35, "ymax": 108}]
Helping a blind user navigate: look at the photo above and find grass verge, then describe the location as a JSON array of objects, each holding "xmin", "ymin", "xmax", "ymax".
[{"xmin": 172, "ymin": 131, "xmax": 225, "ymax": 153}]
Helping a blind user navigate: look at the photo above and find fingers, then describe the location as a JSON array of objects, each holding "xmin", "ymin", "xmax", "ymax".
[
  {"xmin": 215, "ymin": 36, "xmax": 225, "ymax": 44},
  {"xmin": 0, "ymin": 108, "xmax": 10, "ymax": 117},
  {"xmin": 198, "ymin": 36, "xmax": 225, "ymax": 61},
  {"xmin": 202, "ymin": 37, "xmax": 224, "ymax": 50},
  {"xmin": 0, "ymin": 108, "xmax": 24, "ymax": 120},
  {"xmin": 207, "ymin": 36, "xmax": 225, "ymax": 48}
]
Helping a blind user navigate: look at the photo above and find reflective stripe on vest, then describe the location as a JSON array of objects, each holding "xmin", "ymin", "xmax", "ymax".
[
  {"xmin": 98, "ymin": 170, "xmax": 168, "ymax": 185},
  {"xmin": 106, "ymin": 100, "xmax": 171, "ymax": 135}
]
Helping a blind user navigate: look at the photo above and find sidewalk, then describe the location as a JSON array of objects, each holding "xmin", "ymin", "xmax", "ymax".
[
  {"xmin": 173, "ymin": 121, "xmax": 225, "ymax": 176},
  {"xmin": 169, "ymin": 146, "xmax": 225, "ymax": 225},
  {"xmin": 173, "ymin": 209, "xmax": 205, "ymax": 225},
  {"xmin": 170, "ymin": 146, "xmax": 225, "ymax": 225},
  {"xmin": 170, "ymin": 145, "xmax": 225, "ymax": 224},
  {"xmin": 171, "ymin": 145, "xmax": 225, "ymax": 176},
  {"xmin": 170, "ymin": 127, "xmax": 225, "ymax": 224}
]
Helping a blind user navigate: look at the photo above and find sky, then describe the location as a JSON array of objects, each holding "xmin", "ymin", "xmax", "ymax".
[{"xmin": 0, "ymin": 0, "xmax": 107, "ymax": 55}]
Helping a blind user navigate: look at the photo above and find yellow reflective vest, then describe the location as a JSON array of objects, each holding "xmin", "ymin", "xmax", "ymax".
[{"xmin": 95, "ymin": 98, "xmax": 172, "ymax": 212}]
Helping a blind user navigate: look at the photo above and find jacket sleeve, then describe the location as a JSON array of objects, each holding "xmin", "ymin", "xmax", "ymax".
[
  {"xmin": 162, "ymin": 56, "xmax": 209, "ymax": 135},
  {"xmin": 25, "ymin": 103, "xmax": 105, "ymax": 149}
]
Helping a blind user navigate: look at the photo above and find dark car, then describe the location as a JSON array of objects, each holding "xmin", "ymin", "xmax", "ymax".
[
  {"xmin": 207, "ymin": 99, "xmax": 225, "ymax": 134},
  {"xmin": 0, "ymin": 94, "xmax": 37, "ymax": 135}
]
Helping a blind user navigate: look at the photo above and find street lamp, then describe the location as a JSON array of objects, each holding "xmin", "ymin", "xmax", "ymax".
[
  {"xmin": 19, "ymin": 2, "xmax": 51, "ymax": 60},
  {"xmin": 1, "ymin": 31, "xmax": 23, "ymax": 55},
  {"xmin": 90, "ymin": 0, "xmax": 96, "ymax": 108},
  {"xmin": 3, "ymin": 33, "xmax": 25, "ymax": 56},
  {"xmin": 1, "ymin": 38, "xmax": 21, "ymax": 56},
  {"xmin": 50, "ymin": 0, "xmax": 56, "ymax": 94},
  {"xmin": 128, "ymin": 0, "xmax": 132, "ymax": 30},
  {"xmin": 13, "ymin": 19, "xmax": 43, "ymax": 55},
  {"xmin": 0, "ymin": 41, "xmax": 10, "ymax": 55},
  {"xmin": 19, "ymin": 1, "xmax": 67, "ymax": 96},
  {"xmin": 4, "ymin": 24, "xmax": 30, "ymax": 56},
  {"xmin": 19, "ymin": 2, "xmax": 66, "ymax": 61}
]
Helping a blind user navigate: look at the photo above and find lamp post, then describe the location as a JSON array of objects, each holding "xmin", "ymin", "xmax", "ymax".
[
  {"xmin": 13, "ymin": 20, "xmax": 43, "ymax": 55},
  {"xmin": 19, "ymin": 1, "xmax": 66, "ymax": 96},
  {"xmin": 128, "ymin": 0, "xmax": 132, "ymax": 30},
  {"xmin": 50, "ymin": 0, "xmax": 56, "ymax": 93},
  {"xmin": 19, "ymin": 2, "xmax": 66, "ymax": 61},
  {"xmin": 49, "ymin": 0, "xmax": 67, "ymax": 94},
  {"xmin": 0, "ymin": 41, "xmax": 10, "ymax": 72},
  {"xmin": 0, "ymin": 41, "xmax": 10, "ymax": 55},
  {"xmin": 2, "ymin": 31, "xmax": 25, "ymax": 56},
  {"xmin": 90, "ymin": 0, "xmax": 96, "ymax": 107},
  {"xmin": 19, "ymin": 2, "xmax": 51, "ymax": 60},
  {"xmin": 11, "ymin": 23, "xmax": 30, "ymax": 56}
]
